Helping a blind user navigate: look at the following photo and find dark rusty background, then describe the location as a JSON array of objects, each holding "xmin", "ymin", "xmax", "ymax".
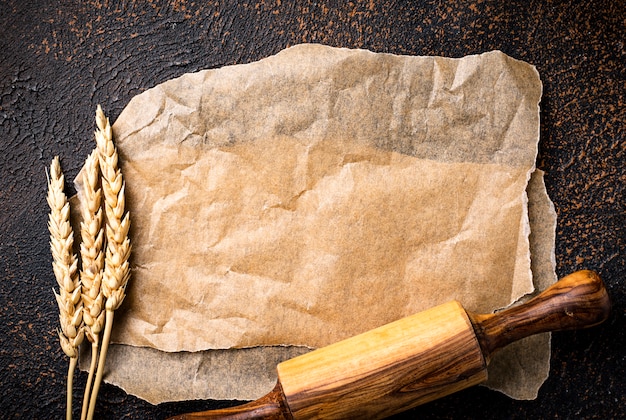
[{"xmin": 1, "ymin": 1, "xmax": 624, "ymax": 418}]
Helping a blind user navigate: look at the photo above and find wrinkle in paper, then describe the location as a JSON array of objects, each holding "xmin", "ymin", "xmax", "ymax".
[{"xmin": 77, "ymin": 45, "xmax": 551, "ymax": 403}]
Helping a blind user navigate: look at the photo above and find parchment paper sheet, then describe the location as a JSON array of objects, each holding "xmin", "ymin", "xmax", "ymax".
[
  {"xmin": 80, "ymin": 171, "xmax": 555, "ymax": 404},
  {"xmin": 77, "ymin": 45, "xmax": 552, "ymax": 403}
]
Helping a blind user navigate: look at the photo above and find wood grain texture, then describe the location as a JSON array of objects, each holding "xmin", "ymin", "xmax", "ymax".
[
  {"xmin": 277, "ymin": 301, "xmax": 487, "ymax": 419},
  {"xmin": 167, "ymin": 382, "xmax": 293, "ymax": 420},
  {"xmin": 470, "ymin": 270, "xmax": 611, "ymax": 360}
]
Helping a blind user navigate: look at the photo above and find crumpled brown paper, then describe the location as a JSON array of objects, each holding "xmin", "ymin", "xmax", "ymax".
[{"xmin": 77, "ymin": 45, "xmax": 553, "ymax": 403}]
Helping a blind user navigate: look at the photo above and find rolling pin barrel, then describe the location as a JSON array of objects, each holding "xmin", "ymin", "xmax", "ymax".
[
  {"xmin": 169, "ymin": 270, "xmax": 610, "ymax": 420},
  {"xmin": 277, "ymin": 300, "xmax": 486, "ymax": 419}
]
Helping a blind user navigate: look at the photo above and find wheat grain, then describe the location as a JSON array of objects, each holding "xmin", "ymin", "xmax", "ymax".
[
  {"xmin": 79, "ymin": 150, "xmax": 105, "ymax": 341},
  {"xmin": 47, "ymin": 156, "xmax": 84, "ymax": 420},
  {"xmin": 86, "ymin": 106, "xmax": 132, "ymax": 420},
  {"xmin": 95, "ymin": 105, "xmax": 131, "ymax": 311},
  {"xmin": 48, "ymin": 156, "xmax": 84, "ymax": 355},
  {"xmin": 77, "ymin": 150, "xmax": 105, "ymax": 420}
]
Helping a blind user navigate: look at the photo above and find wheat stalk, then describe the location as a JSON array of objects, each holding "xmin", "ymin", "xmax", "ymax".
[
  {"xmin": 77, "ymin": 151, "xmax": 105, "ymax": 420},
  {"xmin": 86, "ymin": 105, "xmax": 131, "ymax": 420},
  {"xmin": 47, "ymin": 156, "xmax": 84, "ymax": 420}
]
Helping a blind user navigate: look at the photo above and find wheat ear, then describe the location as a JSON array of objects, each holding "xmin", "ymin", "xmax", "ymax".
[
  {"xmin": 77, "ymin": 151, "xmax": 105, "ymax": 420},
  {"xmin": 87, "ymin": 105, "xmax": 131, "ymax": 420},
  {"xmin": 47, "ymin": 156, "xmax": 84, "ymax": 420}
]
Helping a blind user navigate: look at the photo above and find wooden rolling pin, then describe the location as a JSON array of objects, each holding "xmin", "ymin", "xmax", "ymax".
[{"xmin": 169, "ymin": 270, "xmax": 610, "ymax": 419}]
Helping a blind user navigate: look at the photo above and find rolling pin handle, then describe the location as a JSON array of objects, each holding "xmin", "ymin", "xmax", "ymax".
[
  {"xmin": 469, "ymin": 270, "xmax": 611, "ymax": 359},
  {"xmin": 166, "ymin": 382, "xmax": 292, "ymax": 420}
]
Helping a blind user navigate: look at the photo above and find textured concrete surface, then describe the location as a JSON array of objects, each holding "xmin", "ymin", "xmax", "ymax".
[{"xmin": 1, "ymin": 1, "xmax": 623, "ymax": 418}]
